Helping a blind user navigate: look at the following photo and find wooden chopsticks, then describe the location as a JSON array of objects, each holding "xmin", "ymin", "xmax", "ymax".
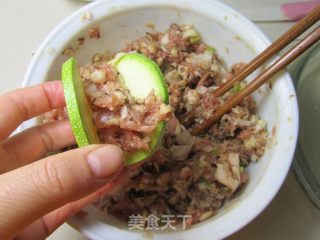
[
  {"xmin": 213, "ymin": 5, "xmax": 320, "ymax": 99},
  {"xmin": 191, "ymin": 6, "xmax": 320, "ymax": 135}
]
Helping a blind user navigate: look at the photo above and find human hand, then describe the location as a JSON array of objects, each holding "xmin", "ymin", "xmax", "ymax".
[{"xmin": 0, "ymin": 81, "xmax": 124, "ymax": 240}]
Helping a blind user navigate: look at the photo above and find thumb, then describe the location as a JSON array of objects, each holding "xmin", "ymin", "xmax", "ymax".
[{"xmin": 0, "ymin": 144, "xmax": 123, "ymax": 239}]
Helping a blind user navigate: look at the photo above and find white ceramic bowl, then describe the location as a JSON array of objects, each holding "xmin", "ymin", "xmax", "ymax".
[{"xmin": 21, "ymin": 0, "xmax": 298, "ymax": 239}]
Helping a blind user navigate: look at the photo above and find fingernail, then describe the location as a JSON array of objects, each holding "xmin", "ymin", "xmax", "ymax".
[{"xmin": 87, "ymin": 145, "xmax": 124, "ymax": 179}]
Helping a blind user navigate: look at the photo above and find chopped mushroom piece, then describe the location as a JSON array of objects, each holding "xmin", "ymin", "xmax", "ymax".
[{"xmin": 215, "ymin": 163, "xmax": 240, "ymax": 192}]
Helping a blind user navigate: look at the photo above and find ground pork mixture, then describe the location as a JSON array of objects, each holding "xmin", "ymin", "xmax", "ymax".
[{"xmin": 45, "ymin": 23, "xmax": 267, "ymax": 228}]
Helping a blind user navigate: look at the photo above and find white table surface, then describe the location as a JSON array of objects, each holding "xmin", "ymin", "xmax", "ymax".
[{"xmin": 0, "ymin": 0, "xmax": 319, "ymax": 239}]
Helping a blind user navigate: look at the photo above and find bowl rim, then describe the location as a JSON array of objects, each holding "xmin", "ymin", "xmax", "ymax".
[{"xmin": 22, "ymin": 0, "xmax": 299, "ymax": 239}]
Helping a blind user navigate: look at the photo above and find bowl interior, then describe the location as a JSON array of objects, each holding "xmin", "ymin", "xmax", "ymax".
[{"xmin": 22, "ymin": 0, "xmax": 298, "ymax": 239}]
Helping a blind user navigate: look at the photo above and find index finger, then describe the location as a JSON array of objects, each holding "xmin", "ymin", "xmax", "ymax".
[{"xmin": 0, "ymin": 81, "xmax": 65, "ymax": 140}]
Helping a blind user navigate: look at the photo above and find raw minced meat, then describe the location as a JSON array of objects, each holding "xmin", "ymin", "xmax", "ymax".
[
  {"xmin": 44, "ymin": 23, "xmax": 268, "ymax": 227},
  {"xmin": 95, "ymin": 23, "xmax": 267, "ymax": 227}
]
